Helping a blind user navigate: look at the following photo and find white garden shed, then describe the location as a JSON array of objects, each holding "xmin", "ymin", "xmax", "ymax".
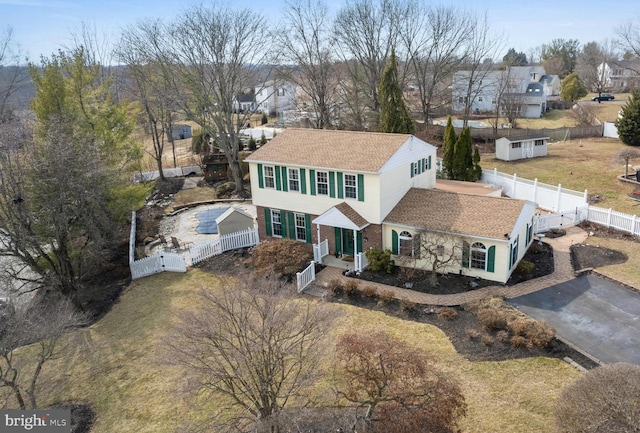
[{"xmin": 495, "ymin": 135, "xmax": 549, "ymax": 161}]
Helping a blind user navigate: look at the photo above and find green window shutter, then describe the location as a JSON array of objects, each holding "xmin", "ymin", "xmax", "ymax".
[
  {"xmin": 264, "ymin": 208, "xmax": 272, "ymax": 236},
  {"xmin": 305, "ymin": 214, "xmax": 312, "ymax": 244},
  {"xmin": 337, "ymin": 172, "xmax": 344, "ymax": 199},
  {"xmin": 428, "ymin": 155, "xmax": 432, "ymax": 170},
  {"xmin": 334, "ymin": 227, "xmax": 342, "ymax": 254},
  {"xmin": 281, "ymin": 167, "xmax": 288, "ymax": 192},
  {"xmin": 281, "ymin": 211, "xmax": 288, "ymax": 238},
  {"xmin": 309, "ymin": 169, "xmax": 316, "ymax": 195},
  {"xmin": 410, "ymin": 162, "xmax": 414, "ymax": 178},
  {"xmin": 288, "ymin": 212, "xmax": 296, "ymax": 239},
  {"xmin": 462, "ymin": 241, "xmax": 469, "ymax": 268},
  {"xmin": 258, "ymin": 164, "xmax": 264, "ymax": 188},
  {"xmin": 356, "ymin": 231, "xmax": 363, "ymax": 253},
  {"xmin": 357, "ymin": 174, "xmax": 364, "ymax": 202},
  {"xmin": 421, "ymin": 158, "xmax": 426, "ymax": 173},
  {"xmin": 391, "ymin": 230, "xmax": 398, "ymax": 255},
  {"xmin": 275, "ymin": 165, "xmax": 282, "ymax": 191},
  {"xmin": 487, "ymin": 245, "xmax": 495, "ymax": 272},
  {"xmin": 329, "ymin": 171, "xmax": 336, "ymax": 198},
  {"xmin": 300, "ymin": 168, "xmax": 307, "ymax": 194},
  {"xmin": 526, "ymin": 224, "xmax": 530, "ymax": 245}
]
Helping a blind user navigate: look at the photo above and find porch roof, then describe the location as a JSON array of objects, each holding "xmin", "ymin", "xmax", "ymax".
[{"xmin": 312, "ymin": 202, "xmax": 369, "ymax": 230}]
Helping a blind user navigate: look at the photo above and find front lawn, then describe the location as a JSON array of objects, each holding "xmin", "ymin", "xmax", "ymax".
[{"xmin": 24, "ymin": 268, "xmax": 579, "ymax": 432}]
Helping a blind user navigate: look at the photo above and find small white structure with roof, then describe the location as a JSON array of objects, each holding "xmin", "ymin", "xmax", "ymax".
[
  {"xmin": 216, "ymin": 207, "xmax": 255, "ymax": 236},
  {"xmin": 496, "ymin": 135, "xmax": 549, "ymax": 161}
]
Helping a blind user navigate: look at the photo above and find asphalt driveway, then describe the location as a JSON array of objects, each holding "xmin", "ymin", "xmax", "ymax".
[{"xmin": 508, "ymin": 274, "xmax": 640, "ymax": 364}]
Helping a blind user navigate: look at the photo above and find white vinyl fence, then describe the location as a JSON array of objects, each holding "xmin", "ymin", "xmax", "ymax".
[
  {"xmin": 133, "ymin": 165, "xmax": 203, "ymax": 183},
  {"xmin": 296, "ymin": 261, "xmax": 316, "ymax": 292},
  {"xmin": 355, "ymin": 252, "xmax": 369, "ymax": 273},
  {"xmin": 129, "ymin": 210, "xmax": 259, "ymax": 279},
  {"xmin": 313, "ymin": 239, "xmax": 329, "ymax": 263}
]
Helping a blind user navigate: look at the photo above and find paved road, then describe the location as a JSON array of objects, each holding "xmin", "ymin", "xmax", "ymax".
[{"xmin": 508, "ymin": 274, "xmax": 640, "ymax": 365}]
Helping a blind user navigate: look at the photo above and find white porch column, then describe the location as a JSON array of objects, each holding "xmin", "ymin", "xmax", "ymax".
[
  {"xmin": 316, "ymin": 223, "xmax": 321, "ymax": 245},
  {"xmin": 353, "ymin": 230, "xmax": 358, "ymax": 254}
]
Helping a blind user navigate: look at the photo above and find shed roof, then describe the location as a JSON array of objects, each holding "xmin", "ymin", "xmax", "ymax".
[
  {"xmin": 384, "ymin": 188, "xmax": 528, "ymax": 240},
  {"xmin": 245, "ymin": 128, "xmax": 427, "ymax": 172},
  {"xmin": 496, "ymin": 135, "xmax": 550, "ymax": 143}
]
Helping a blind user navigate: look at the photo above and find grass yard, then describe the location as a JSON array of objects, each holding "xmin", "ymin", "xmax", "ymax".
[
  {"xmin": 481, "ymin": 137, "xmax": 640, "ymax": 216},
  {"xmin": 577, "ymin": 236, "xmax": 640, "ymax": 289},
  {"xmin": 516, "ymin": 109, "xmax": 577, "ymax": 129},
  {"xmin": 25, "ymin": 269, "xmax": 579, "ymax": 433}
]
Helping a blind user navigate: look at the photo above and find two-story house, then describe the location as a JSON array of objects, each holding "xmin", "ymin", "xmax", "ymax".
[
  {"xmin": 255, "ymin": 80, "xmax": 297, "ymax": 117},
  {"xmin": 599, "ymin": 60, "xmax": 640, "ymax": 91},
  {"xmin": 246, "ymin": 129, "xmax": 536, "ymax": 283}
]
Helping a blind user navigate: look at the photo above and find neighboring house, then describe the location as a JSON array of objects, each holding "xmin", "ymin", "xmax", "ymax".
[
  {"xmin": 601, "ymin": 60, "xmax": 640, "ymax": 91},
  {"xmin": 452, "ymin": 65, "xmax": 550, "ymax": 118},
  {"xmin": 255, "ymin": 80, "xmax": 297, "ymax": 117},
  {"xmin": 233, "ymin": 93, "xmax": 257, "ymax": 114},
  {"xmin": 170, "ymin": 124, "xmax": 192, "ymax": 140},
  {"xmin": 246, "ymin": 129, "xmax": 536, "ymax": 283},
  {"xmin": 216, "ymin": 207, "xmax": 255, "ymax": 236},
  {"xmin": 495, "ymin": 135, "xmax": 549, "ymax": 161}
]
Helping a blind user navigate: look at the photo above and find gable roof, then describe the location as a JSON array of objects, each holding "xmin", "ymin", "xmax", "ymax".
[
  {"xmin": 384, "ymin": 188, "xmax": 531, "ymax": 240},
  {"xmin": 245, "ymin": 128, "xmax": 425, "ymax": 172},
  {"xmin": 312, "ymin": 202, "xmax": 369, "ymax": 230}
]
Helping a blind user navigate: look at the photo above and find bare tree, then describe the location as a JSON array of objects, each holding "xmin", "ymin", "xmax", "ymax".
[
  {"xmin": 0, "ymin": 298, "xmax": 86, "ymax": 410},
  {"xmin": 555, "ymin": 363, "xmax": 640, "ymax": 433},
  {"xmin": 576, "ymin": 40, "xmax": 616, "ymax": 96},
  {"xmin": 617, "ymin": 18, "xmax": 640, "ymax": 60},
  {"xmin": 168, "ymin": 275, "xmax": 335, "ymax": 433},
  {"xmin": 398, "ymin": 230, "xmax": 463, "ymax": 285},
  {"xmin": 159, "ymin": 4, "xmax": 274, "ymax": 195},
  {"xmin": 614, "ymin": 147, "xmax": 640, "ymax": 179},
  {"xmin": 276, "ymin": 0, "xmax": 338, "ymax": 129},
  {"xmin": 334, "ymin": 330, "xmax": 467, "ymax": 433},
  {"xmin": 0, "ymin": 27, "xmax": 29, "ymax": 124},
  {"xmin": 454, "ymin": 12, "xmax": 504, "ymax": 127},
  {"xmin": 399, "ymin": 4, "xmax": 469, "ymax": 124},
  {"xmin": 333, "ymin": 0, "xmax": 404, "ymax": 122}
]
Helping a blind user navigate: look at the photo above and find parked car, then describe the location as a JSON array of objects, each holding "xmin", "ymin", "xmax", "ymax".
[{"xmin": 592, "ymin": 94, "xmax": 615, "ymax": 101}]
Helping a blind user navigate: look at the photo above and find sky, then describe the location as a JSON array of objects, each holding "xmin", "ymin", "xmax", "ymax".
[{"xmin": 1, "ymin": 0, "xmax": 637, "ymax": 63}]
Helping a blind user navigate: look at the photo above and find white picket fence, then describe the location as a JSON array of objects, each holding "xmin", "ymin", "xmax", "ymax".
[
  {"xmin": 354, "ymin": 251, "xmax": 369, "ymax": 273},
  {"xmin": 313, "ymin": 239, "xmax": 329, "ymax": 262},
  {"xmin": 129, "ymin": 208, "xmax": 259, "ymax": 279},
  {"xmin": 587, "ymin": 206, "xmax": 640, "ymax": 236},
  {"xmin": 133, "ymin": 165, "xmax": 203, "ymax": 184},
  {"xmin": 189, "ymin": 228, "xmax": 260, "ymax": 266},
  {"xmin": 296, "ymin": 261, "xmax": 316, "ymax": 292},
  {"xmin": 534, "ymin": 207, "xmax": 589, "ymax": 233}
]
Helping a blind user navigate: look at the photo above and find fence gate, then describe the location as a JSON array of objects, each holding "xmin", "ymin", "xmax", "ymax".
[{"xmin": 534, "ymin": 207, "xmax": 588, "ymax": 233}]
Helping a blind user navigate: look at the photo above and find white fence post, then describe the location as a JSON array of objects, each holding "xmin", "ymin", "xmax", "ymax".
[{"xmin": 512, "ymin": 173, "xmax": 517, "ymax": 196}]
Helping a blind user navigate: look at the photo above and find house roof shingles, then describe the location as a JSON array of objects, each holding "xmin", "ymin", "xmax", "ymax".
[
  {"xmin": 245, "ymin": 128, "xmax": 413, "ymax": 172},
  {"xmin": 384, "ymin": 188, "xmax": 527, "ymax": 240},
  {"xmin": 334, "ymin": 202, "xmax": 369, "ymax": 228}
]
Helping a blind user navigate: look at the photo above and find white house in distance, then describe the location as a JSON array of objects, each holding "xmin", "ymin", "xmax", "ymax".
[
  {"xmin": 170, "ymin": 124, "xmax": 192, "ymax": 140},
  {"xmin": 255, "ymin": 80, "xmax": 296, "ymax": 117},
  {"xmin": 246, "ymin": 129, "xmax": 537, "ymax": 283},
  {"xmin": 496, "ymin": 135, "xmax": 549, "ymax": 161}
]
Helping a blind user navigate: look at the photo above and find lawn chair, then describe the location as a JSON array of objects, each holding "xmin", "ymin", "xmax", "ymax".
[{"xmin": 171, "ymin": 236, "xmax": 193, "ymax": 251}]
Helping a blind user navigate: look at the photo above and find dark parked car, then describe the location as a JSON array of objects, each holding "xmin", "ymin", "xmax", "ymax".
[{"xmin": 592, "ymin": 94, "xmax": 615, "ymax": 102}]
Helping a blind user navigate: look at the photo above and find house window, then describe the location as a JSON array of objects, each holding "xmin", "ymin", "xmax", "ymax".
[
  {"xmin": 316, "ymin": 171, "xmax": 328, "ymax": 195},
  {"xmin": 478, "ymin": 96, "xmax": 483, "ymax": 102},
  {"xmin": 436, "ymin": 245, "xmax": 445, "ymax": 256},
  {"xmin": 413, "ymin": 162, "xmax": 419, "ymax": 176},
  {"xmin": 344, "ymin": 174, "xmax": 357, "ymax": 199},
  {"xmin": 458, "ymin": 97, "xmax": 464, "ymax": 104},
  {"xmin": 534, "ymin": 139, "xmax": 544, "ymax": 146},
  {"xmin": 263, "ymin": 165, "xmax": 275, "ymax": 188},
  {"xmin": 510, "ymin": 237, "xmax": 519, "ymax": 268},
  {"xmin": 295, "ymin": 213, "xmax": 306, "ymax": 242},
  {"xmin": 399, "ymin": 231, "xmax": 414, "ymax": 257},
  {"xmin": 511, "ymin": 142, "xmax": 522, "ymax": 149},
  {"xmin": 271, "ymin": 210, "xmax": 282, "ymax": 237},
  {"xmin": 288, "ymin": 168, "xmax": 300, "ymax": 192},
  {"xmin": 277, "ymin": 88, "xmax": 285, "ymax": 96},
  {"xmin": 470, "ymin": 242, "xmax": 487, "ymax": 270}
]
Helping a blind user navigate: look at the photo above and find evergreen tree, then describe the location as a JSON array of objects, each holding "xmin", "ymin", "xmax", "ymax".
[
  {"xmin": 452, "ymin": 127, "xmax": 473, "ymax": 180},
  {"xmin": 442, "ymin": 117, "xmax": 456, "ymax": 179},
  {"xmin": 260, "ymin": 132, "xmax": 267, "ymax": 146},
  {"xmin": 560, "ymin": 72, "xmax": 587, "ymax": 102},
  {"xmin": 378, "ymin": 49, "xmax": 414, "ymax": 134},
  {"xmin": 472, "ymin": 145, "xmax": 483, "ymax": 181},
  {"xmin": 616, "ymin": 89, "xmax": 640, "ymax": 147},
  {"xmin": 248, "ymin": 135, "xmax": 257, "ymax": 151}
]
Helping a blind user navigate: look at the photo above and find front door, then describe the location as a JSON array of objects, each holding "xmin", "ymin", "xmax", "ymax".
[{"xmin": 342, "ymin": 228, "xmax": 354, "ymax": 256}]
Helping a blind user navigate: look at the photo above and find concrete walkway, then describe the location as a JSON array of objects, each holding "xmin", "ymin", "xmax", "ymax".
[{"xmin": 314, "ymin": 226, "xmax": 588, "ymax": 306}]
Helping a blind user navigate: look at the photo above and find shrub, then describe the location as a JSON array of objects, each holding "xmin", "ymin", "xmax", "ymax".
[
  {"xmin": 515, "ymin": 259, "xmax": 534, "ymax": 277},
  {"xmin": 526, "ymin": 320, "xmax": 555, "ymax": 348},
  {"xmin": 251, "ymin": 239, "xmax": 313, "ymax": 279},
  {"xmin": 215, "ymin": 181, "xmax": 236, "ymax": 198},
  {"xmin": 465, "ymin": 327, "xmax": 481, "ymax": 340},
  {"xmin": 378, "ymin": 290, "xmax": 395, "ymax": 303},
  {"xmin": 261, "ymin": 113, "xmax": 268, "ymax": 125},
  {"xmin": 508, "ymin": 317, "xmax": 531, "ymax": 336},
  {"xmin": 362, "ymin": 285, "xmax": 378, "ymax": 298},
  {"xmin": 400, "ymin": 299, "xmax": 417, "ymax": 313},
  {"xmin": 248, "ymin": 136, "xmax": 257, "ymax": 151},
  {"xmin": 481, "ymin": 334, "xmax": 494, "ymax": 346},
  {"xmin": 325, "ymin": 279, "xmax": 343, "ymax": 297},
  {"xmin": 476, "ymin": 308, "xmax": 509, "ymax": 331},
  {"xmin": 365, "ymin": 248, "xmax": 395, "ymax": 273},
  {"xmin": 496, "ymin": 330, "xmax": 509, "ymax": 343},
  {"xmin": 438, "ymin": 307, "xmax": 458, "ymax": 321},
  {"xmin": 343, "ymin": 280, "xmax": 359, "ymax": 296},
  {"xmin": 510, "ymin": 335, "xmax": 532, "ymax": 348}
]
